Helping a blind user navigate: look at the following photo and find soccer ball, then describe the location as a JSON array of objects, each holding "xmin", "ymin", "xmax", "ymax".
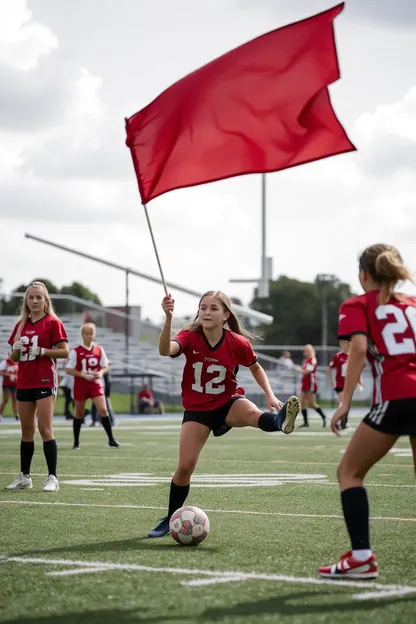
[{"xmin": 169, "ymin": 506, "xmax": 210, "ymax": 546}]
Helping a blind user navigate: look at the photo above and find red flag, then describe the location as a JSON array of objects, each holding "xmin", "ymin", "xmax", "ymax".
[{"xmin": 126, "ymin": 3, "xmax": 355, "ymax": 205}]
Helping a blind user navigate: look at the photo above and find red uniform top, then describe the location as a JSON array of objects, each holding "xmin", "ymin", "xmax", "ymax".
[
  {"xmin": 301, "ymin": 357, "xmax": 317, "ymax": 392},
  {"xmin": 329, "ymin": 351, "xmax": 349, "ymax": 389},
  {"xmin": 171, "ymin": 328, "xmax": 257, "ymax": 411},
  {"xmin": 67, "ymin": 344, "xmax": 108, "ymax": 390},
  {"xmin": 139, "ymin": 389, "xmax": 153, "ymax": 400},
  {"xmin": 338, "ymin": 290, "xmax": 416, "ymax": 404},
  {"xmin": 0, "ymin": 358, "xmax": 18, "ymax": 388},
  {"xmin": 9, "ymin": 315, "xmax": 67, "ymax": 389}
]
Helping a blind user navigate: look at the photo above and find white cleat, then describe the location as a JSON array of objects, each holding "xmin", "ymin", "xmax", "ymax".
[
  {"xmin": 6, "ymin": 472, "xmax": 32, "ymax": 490},
  {"xmin": 43, "ymin": 475, "xmax": 59, "ymax": 492}
]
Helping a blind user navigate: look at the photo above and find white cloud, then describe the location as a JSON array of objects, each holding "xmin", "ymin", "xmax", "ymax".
[
  {"xmin": 354, "ymin": 87, "xmax": 416, "ymax": 178},
  {"xmin": 0, "ymin": 0, "xmax": 58, "ymax": 70}
]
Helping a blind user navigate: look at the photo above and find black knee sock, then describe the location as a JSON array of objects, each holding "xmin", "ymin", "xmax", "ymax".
[
  {"xmin": 20, "ymin": 440, "xmax": 34, "ymax": 476},
  {"xmin": 168, "ymin": 481, "xmax": 190, "ymax": 518},
  {"xmin": 43, "ymin": 439, "xmax": 57, "ymax": 477},
  {"xmin": 315, "ymin": 406, "xmax": 326, "ymax": 421},
  {"xmin": 258, "ymin": 411, "xmax": 279, "ymax": 432},
  {"xmin": 341, "ymin": 487, "xmax": 371, "ymax": 550},
  {"xmin": 101, "ymin": 416, "xmax": 114, "ymax": 441},
  {"xmin": 73, "ymin": 418, "xmax": 82, "ymax": 446},
  {"xmin": 301, "ymin": 409, "xmax": 308, "ymax": 425}
]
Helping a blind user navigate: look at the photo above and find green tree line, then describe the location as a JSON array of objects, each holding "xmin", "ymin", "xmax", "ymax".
[
  {"xmin": 0, "ymin": 279, "xmax": 102, "ymax": 316},
  {"xmin": 250, "ymin": 275, "xmax": 355, "ymax": 347}
]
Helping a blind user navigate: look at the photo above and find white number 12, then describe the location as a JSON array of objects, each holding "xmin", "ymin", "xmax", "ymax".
[{"xmin": 192, "ymin": 362, "xmax": 227, "ymax": 395}]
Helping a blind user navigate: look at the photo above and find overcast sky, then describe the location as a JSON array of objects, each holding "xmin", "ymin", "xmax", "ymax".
[{"xmin": 1, "ymin": 0, "xmax": 415, "ymax": 323}]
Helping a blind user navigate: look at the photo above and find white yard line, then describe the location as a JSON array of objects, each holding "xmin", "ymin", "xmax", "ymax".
[
  {"xmin": 0, "ymin": 499, "xmax": 415, "ymax": 522},
  {"xmin": 1, "ymin": 555, "xmax": 415, "ymax": 601}
]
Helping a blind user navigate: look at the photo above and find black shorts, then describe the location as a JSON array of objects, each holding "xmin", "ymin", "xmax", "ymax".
[
  {"xmin": 182, "ymin": 396, "xmax": 244, "ymax": 437},
  {"xmin": 363, "ymin": 399, "xmax": 416, "ymax": 436},
  {"xmin": 335, "ymin": 387, "xmax": 344, "ymax": 394},
  {"xmin": 16, "ymin": 388, "xmax": 57, "ymax": 402},
  {"xmin": 2, "ymin": 387, "xmax": 16, "ymax": 395}
]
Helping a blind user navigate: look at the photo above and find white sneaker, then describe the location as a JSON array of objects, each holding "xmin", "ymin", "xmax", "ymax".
[
  {"xmin": 43, "ymin": 475, "xmax": 59, "ymax": 492},
  {"xmin": 6, "ymin": 472, "xmax": 32, "ymax": 490}
]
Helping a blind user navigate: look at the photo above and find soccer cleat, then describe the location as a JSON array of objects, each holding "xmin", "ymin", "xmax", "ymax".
[
  {"xmin": 318, "ymin": 551, "xmax": 378, "ymax": 579},
  {"xmin": 109, "ymin": 439, "xmax": 121, "ymax": 448},
  {"xmin": 147, "ymin": 516, "xmax": 170, "ymax": 538},
  {"xmin": 275, "ymin": 396, "xmax": 300, "ymax": 434},
  {"xmin": 43, "ymin": 475, "xmax": 59, "ymax": 492},
  {"xmin": 6, "ymin": 473, "xmax": 32, "ymax": 490},
  {"xmin": 73, "ymin": 444, "xmax": 80, "ymax": 450}
]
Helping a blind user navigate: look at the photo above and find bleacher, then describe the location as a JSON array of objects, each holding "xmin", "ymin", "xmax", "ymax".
[{"xmin": 0, "ymin": 315, "xmax": 300, "ymax": 405}]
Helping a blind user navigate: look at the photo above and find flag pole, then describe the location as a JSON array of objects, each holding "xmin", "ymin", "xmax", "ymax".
[{"xmin": 143, "ymin": 204, "xmax": 169, "ymax": 296}]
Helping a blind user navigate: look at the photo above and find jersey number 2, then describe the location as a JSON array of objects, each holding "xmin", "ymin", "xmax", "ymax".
[
  {"xmin": 376, "ymin": 305, "xmax": 416, "ymax": 355},
  {"xmin": 192, "ymin": 362, "xmax": 226, "ymax": 394}
]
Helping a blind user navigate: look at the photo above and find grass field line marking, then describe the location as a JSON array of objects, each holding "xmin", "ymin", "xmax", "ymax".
[
  {"xmin": 47, "ymin": 566, "xmax": 110, "ymax": 576},
  {"xmin": 182, "ymin": 576, "xmax": 247, "ymax": 587},
  {"xmin": 354, "ymin": 588, "xmax": 416, "ymax": 600},
  {"xmin": 1, "ymin": 500, "xmax": 415, "ymax": 522},
  {"xmin": 2, "ymin": 556, "xmax": 415, "ymax": 601}
]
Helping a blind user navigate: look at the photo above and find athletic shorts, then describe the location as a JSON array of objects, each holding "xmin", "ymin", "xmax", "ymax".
[
  {"xmin": 182, "ymin": 396, "xmax": 245, "ymax": 437},
  {"xmin": 73, "ymin": 383, "xmax": 104, "ymax": 402},
  {"xmin": 2, "ymin": 386, "xmax": 16, "ymax": 395},
  {"xmin": 335, "ymin": 387, "xmax": 344, "ymax": 394},
  {"xmin": 16, "ymin": 388, "xmax": 57, "ymax": 402},
  {"xmin": 363, "ymin": 399, "xmax": 416, "ymax": 436},
  {"xmin": 301, "ymin": 383, "xmax": 317, "ymax": 394}
]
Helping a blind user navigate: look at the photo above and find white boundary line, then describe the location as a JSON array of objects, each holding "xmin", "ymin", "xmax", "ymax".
[
  {"xmin": 0, "ymin": 500, "xmax": 415, "ymax": 522},
  {"xmin": 1, "ymin": 556, "xmax": 415, "ymax": 601}
]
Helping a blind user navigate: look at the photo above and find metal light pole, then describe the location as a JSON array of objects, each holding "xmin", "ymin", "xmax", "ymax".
[{"xmin": 316, "ymin": 273, "xmax": 339, "ymax": 366}]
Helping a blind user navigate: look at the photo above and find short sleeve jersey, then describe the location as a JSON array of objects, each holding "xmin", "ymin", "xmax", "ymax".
[
  {"xmin": 171, "ymin": 328, "xmax": 257, "ymax": 411},
  {"xmin": 338, "ymin": 290, "xmax": 416, "ymax": 403},
  {"xmin": 67, "ymin": 344, "xmax": 108, "ymax": 389},
  {"xmin": 8, "ymin": 315, "xmax": 67, "ymax": 389},
  {"xmin": 329, "ymin": 351, "xmax": 349, "ymax": 389}
]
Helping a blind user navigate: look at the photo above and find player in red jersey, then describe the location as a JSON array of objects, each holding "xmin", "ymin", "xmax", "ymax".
[
  {"xmin": 328, "ymin": 341, "xmax": 363, "ymax": 430},
  {"xmin": 296, "ymin": 344, "xmax": 326, "ymax": 427},
  {"xmin": 318, "ymin": 244, "xmax": 416, "ymax": 579},
  {"xmin": 5, "ymin": 282, "xmax": 69, "ymax": 492},
  {"xmin": 65, "ymin": 323, "xmax": 120, "ymax": 450},
  {"xmin": 0, "ymin": 352, "xmax": 18, "ymax": 421},
  {"xmin": 147, "ymin": 290, "xmax": 300, "ymax": 538}
]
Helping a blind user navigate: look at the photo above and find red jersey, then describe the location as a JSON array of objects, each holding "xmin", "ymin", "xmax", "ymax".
[
  {"xmin": 301, "ymin": 357, "xmax": 317, "ymax": 393},
  {"xmin": 139, "ymin": 389, "xmax": 153, "ymax": 400},
  {"xmin": 8, "ymin": 315, "xmax": 67, "ymax": 389},
  {"xmin": 329, "ymin": 351, "xmax": 349, "ymax": 389},
  {"xmin": 68, "ymin": 343, "xmax": 108, "ymax": 389},
  {"xmin": 338, "ymin": 290, "xmax": 416, "ymax": 404},
  {"xmin": 0, "ymin": 358, "xmax": 18, "ymax": 388},
  {"xmin": 172, "ymin": 328, "xmax": 257, "ymax": 411}
]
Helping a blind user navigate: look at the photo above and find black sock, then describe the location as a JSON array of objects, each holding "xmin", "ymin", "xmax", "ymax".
[
  {"xmin": 43, "ymin": 439, "xmax": 57, "ymax": 477},
  {"xmin": 341, "ymin": 487, "xmax": 371, "ymax": 550},
  {"xmin": 20, "ymin": 440, "xmax": 34, "ymax": 476},
  {"xmin": 167, "ymin": 480, "xmax": 190, "ymax": 518},
  {"xmin": 301, "ymin": 409, "xmax": 308, "ymax": 425},
  {"xmin": 73, "ymin": 418, "xmax": 82, "ymax": 446},
  {"xmin": 258, "ymin": 411, "xmax": 279, "ymax": 432},
  {"xmin": 101, "ymin": 416, "xmax": 114, "ymax": 441},
  {"xmin": 315, "ymin": 407, "xmax": 326, "ymax": 421}
]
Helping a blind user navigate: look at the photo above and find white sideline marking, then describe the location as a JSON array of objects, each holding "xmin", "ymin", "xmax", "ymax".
[
  {"xmin": 182, "ymin": 575, "xmax": 249, "ymax": 587},
  {"xmin": 47, "ymin": 566, "xmax": 110, "ymax": 576},
  {"xmin": 2, "ymin": 556, "xmax": 415, "ymax": 600},
  {"xmin": 1, "ymin": 500, "xmax": 415, "ymax": 522}
]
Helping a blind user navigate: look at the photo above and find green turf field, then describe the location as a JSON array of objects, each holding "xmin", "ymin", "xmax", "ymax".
[{"xmin": 0, "ymin": 412, "xmax": 415, "ymax": 623}]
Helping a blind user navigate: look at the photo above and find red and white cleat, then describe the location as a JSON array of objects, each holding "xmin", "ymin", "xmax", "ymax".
[{"xmin": 318, "ymin": 551, "xmax": 378, "ymax": 579}]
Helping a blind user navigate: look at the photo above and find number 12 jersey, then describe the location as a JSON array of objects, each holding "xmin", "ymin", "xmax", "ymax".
[
  {"xmin": 171, "ymin": 328, "xmax": 257, "ymax": 411},
  {"xmin": 338, "ymin": 290, "xmax": 416, "ymax": 404}
]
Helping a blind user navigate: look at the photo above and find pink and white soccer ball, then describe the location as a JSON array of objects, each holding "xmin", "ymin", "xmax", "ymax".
[{"xmin": 169, "ymin": 506, "xmax": 210, "ymax": 546}]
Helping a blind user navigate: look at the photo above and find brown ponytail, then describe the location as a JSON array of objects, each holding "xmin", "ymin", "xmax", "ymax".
[{"xmin": 359, "ymin": 244, "xmax": 414, "ymax": 304}]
